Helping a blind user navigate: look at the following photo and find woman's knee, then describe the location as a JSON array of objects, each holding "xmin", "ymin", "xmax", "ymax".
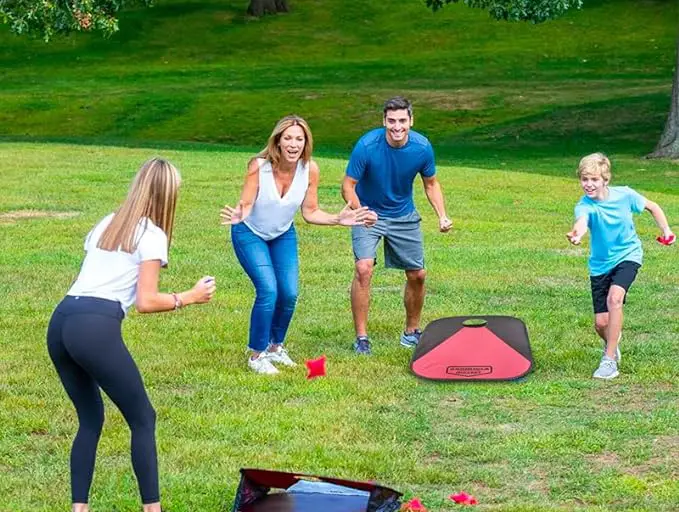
[
  {"xmin": 80, "ymin": 406, "xmax": 105, "ymax": 435},
  {"xmin": 254, "ymin": 282, "xmax": 278, "ymax": 308},
  {"xmin": 278, "ymin": 286, "xmax": 298, "ymax": 308},
  {"xmin": 130, "ymin": 403, "xmax": 156, "ymax": 432}
]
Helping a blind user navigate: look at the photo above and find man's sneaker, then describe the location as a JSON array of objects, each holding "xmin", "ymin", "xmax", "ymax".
[
  {"xmin": 593, "ymin": 356, "xmax": 619, "ymax": 380},
  {"xmin": 248, "ymin": 353, "xmax": 279, "ymax": 374},
  {"xmin": 266, "ymin": 344, "xmax": 296, "ymax": 366},
  {"xmin": 602, "ymin": 332, "xmax": 622, "ymax": 363},
  {"xmin": 400, "ymin": 329, "xmax": 422, "ymax": 348},
  {"xmin": 353, "ymin": 336, "xmax": 372, "ymax": 355}
]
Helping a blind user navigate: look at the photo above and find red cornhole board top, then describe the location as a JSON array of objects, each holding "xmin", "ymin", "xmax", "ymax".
[{"xmin": 411, "ymin": 316, "xmax": 533, "ymax": 381}]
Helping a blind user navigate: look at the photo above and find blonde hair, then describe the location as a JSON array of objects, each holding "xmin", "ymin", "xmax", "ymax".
[
  {"xmin": 98, "ymin": 158, "xmax": 181, "ymax": 254},
  {"xmin": 255, "ymin": 115, "xmax": 313, "ymax": 168},
  {"xmin": 577, "ymin": 152, "xmax": 611, "ymax": 181}
]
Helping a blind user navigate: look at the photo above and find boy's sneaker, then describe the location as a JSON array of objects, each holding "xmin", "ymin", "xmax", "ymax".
[
  {"xmin": 248, "ymin": 353, "xmax": 279, "ymax": 374},
  {"xmin": 353, "ymin": 336, "xmax": 372, "ymax": 355},
  {"xmin": 593, "ymin": 356, "xmax": 619, "ymax": 380},
  {"xmin": 266, "ymin": 344, "xmax": 296, "ymax": 366},
  {"xmin": 602, "ymin": 332, "xmax": 622, "ymax": 363},
  {"xmin": 400, "ymin": 329, "xmax": 422, "ymax": 348}
]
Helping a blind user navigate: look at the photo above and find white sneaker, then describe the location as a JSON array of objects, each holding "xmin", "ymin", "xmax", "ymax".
[
  {"xmin": 248, "ymin": 353, "xmax": 279, "ymax": 374},
  {"xmin": 593, "ymin": 356, "xmax": 619, "ymax": 380},
  {"xmin": 266, "ymin": 345, "xmax": 296, "ymax": 366}
]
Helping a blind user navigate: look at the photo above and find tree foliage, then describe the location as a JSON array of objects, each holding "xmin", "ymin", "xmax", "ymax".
[
  {"xmin": 426, "ymin": 0, "xmax": 583, "ymax": 23},
  {"xmin": 0, "ymin": 0, "xmax": 152, "ymax": 40}
]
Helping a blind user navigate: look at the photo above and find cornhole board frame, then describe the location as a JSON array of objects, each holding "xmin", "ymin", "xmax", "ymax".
[
  {"xmin": 410, "ymin": 315, "xmax": 533, "ymax": 381},
  {"xmin": 231, "ymin": 468, "xmax": 402, "ymax": 512}
]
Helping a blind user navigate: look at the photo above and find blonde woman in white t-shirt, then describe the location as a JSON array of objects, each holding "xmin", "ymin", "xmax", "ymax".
[
  {"xmin": 221, "ymin": 115, "xmax": 377, "ymax": 374},
  {"xmin": 46, "ymin": 158, "xmax": 216, "ymax": 512}
]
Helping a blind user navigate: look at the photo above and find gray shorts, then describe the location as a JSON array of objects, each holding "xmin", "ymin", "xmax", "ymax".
[{"xmin": 351, "ymin": 210, "xmax": 424, "ymax": 270}]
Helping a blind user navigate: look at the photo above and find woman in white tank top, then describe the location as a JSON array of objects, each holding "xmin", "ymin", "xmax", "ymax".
[{"xmin": 221, "ymin": 115, "xmax": 377, "ymax": 374}]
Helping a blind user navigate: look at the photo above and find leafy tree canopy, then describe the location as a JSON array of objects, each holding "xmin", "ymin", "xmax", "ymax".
[
  {"xmin": 0, "ymin": 0, "xmax": 151, "ymax": 40},
  {"xmin": 426, "ymin": 0, "xmax": 583, "ymax": 23}
]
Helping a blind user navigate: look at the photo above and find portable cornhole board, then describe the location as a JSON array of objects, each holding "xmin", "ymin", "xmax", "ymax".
[
  {"xmin": 411, "ymin": 316, "xmax": 533, "ymax": 381},
  {"xmin": 231, "ymin": 468, "xmax": 402, "ymax": 512}
]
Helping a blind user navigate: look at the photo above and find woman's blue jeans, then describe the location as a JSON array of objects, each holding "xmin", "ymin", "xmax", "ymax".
[{"xmin": 231, "ymin": 222, "xmax": 299, "ymax": 352}]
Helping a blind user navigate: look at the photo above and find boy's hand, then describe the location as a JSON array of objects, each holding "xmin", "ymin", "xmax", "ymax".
[
  {"xmin": 656, "ymin": 233, "xmax": 676, "ymax": 246},
  {"xmin": 566, "ymin": 230, "xmax": 583, "ymax": 245}
]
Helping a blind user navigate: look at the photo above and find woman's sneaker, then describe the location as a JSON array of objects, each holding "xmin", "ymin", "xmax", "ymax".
[
  {"xmin": 248, "ymin": 353, "xmax": 279, "ymax": 374},
  {"xmin": 266, "ymin": 344, "xmax": 296, "ymax": 366}
]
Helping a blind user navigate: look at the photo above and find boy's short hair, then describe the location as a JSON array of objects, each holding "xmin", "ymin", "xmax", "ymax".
[
  {"xmin": 383, "ymin": 96, "xmax": 413, "ymax": 118},
  {"xmin": 577, "ymin": 152, "xmax": 611, "ymax": 181}
]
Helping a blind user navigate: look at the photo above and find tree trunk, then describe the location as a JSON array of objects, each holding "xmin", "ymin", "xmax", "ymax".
[
  {"xmin": 647, "ymin": 37, "xmax": 679, "ymax": 159},
  {"xmin": 247, "ymin": 0, "xmax": 289, "ymax": 17}
]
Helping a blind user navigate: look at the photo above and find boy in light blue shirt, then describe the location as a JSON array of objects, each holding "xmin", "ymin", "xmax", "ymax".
[{"xmin": 567, "ymin": 153, "xmax": 674, "ymax": 380}]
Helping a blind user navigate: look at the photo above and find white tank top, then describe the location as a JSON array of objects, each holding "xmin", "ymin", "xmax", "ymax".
[{"xmin": 244, "ymin": 158, "xmax": 310, "ymax": 240}]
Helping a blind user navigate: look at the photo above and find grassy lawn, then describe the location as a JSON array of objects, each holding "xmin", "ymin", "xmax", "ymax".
[
  {"xmin": 1, "ymin": 0, "xmax": 679, "ymax": 510},
  {"xmin": 0, "ymin": 143, "xmax": 678, "ymax": 511},
  {"xmin": 0, "ymin": 0, "xmax": 677, "ymax": 168}
]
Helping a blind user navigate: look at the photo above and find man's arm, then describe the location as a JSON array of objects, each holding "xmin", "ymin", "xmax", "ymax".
[
  {"xmin": 341, "ymin": 176, "xmax": 362, "ymax": 210},
  {"xmin": 422, "ymin": 175, "xmax": 452, "ymax": 232}
]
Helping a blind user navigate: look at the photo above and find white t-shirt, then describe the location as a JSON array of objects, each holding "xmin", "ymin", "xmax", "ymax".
[
  {"xmin": 243, "ymin": 158, "xmax": 310, "ymax": 240},
  {"xmin": 67, "ymin": 214, "xmax": 169, "ymax": 314}
]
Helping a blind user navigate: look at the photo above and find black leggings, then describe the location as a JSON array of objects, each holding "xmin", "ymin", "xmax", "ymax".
[{"xmin": 46, "ymin": 296, "xmax": 159, "ymax": 504}]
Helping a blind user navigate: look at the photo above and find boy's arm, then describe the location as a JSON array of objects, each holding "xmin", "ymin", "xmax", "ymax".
[
  {"xmin": 566, "ymin": 216, "xmax": 588, "ymax": 245},
  {"xmin": 644, "ymin": 200, "xmax": 674, "ymax": 238}
]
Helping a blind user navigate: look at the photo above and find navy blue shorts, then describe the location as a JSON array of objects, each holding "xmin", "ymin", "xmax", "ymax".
[{"xmin": 590, "ymin": 260, "xmax": 641, "ymax": 314}]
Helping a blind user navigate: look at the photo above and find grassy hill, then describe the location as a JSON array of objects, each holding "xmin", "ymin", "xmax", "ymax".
[{"xmin": 1, "ymin": 0, "xmax": 678, "ymax": 171}]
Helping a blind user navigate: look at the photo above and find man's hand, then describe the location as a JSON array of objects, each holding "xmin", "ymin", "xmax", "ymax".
[{"xmin": 439, "ymin": 215, "xmax": 453, "ymax": 233}]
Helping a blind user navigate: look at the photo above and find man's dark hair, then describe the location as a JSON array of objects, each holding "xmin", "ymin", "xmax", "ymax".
[{"xmin": 383, "ymin": 96, "xmax": 412, "ymax": 118}]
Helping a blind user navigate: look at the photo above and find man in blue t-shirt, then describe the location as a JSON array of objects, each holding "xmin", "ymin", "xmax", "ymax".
[
  {"xmin": 567, "ymin": 152, "xmax": 674, "ymax": 380},
  {"xmin": 342, "ymin": 97, "xmax": 453, "ymax": 355}
]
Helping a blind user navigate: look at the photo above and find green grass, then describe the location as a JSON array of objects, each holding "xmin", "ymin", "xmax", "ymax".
[
  {"xmin": 2, "ymin": 0, "xmax": 679, "ymax": 509},
  {"xmin": 0, "ymin": 0, "xmax": 677, "ymax": 169},
  {"xmin": 1, "ymin": 143, "xmax": 678, "ymax": 511}
]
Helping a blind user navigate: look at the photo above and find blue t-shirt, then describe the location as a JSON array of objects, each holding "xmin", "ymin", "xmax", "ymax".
[
  {"xmin": 574, "ymin": 186, "xmax": 646, "ymax": 276},
  {"xmin": 345, "ymin": 128, "xmax": 436, "ymax": 218}
]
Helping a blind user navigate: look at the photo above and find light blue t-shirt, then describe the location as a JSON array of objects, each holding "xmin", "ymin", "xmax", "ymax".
[
  {"xmin": 574, "ymin": 186, "xmax": 646, "ymax": 276},
  {"xmin": 345, "ymin": 128, "xmax": 436, "ymax": 218}
]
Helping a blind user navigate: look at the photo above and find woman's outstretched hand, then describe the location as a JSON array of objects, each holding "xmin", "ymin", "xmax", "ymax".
[
  {"xmin": 191, "ymin": 276, "xmax": 216, "ymax": 304},
  {"xmin": 220, "ymin": 201, "xmax": 246, "ymax": 225},
  {"xmin": 338, "ymin": 204, "xmax": 378, "ymax": 227}
]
